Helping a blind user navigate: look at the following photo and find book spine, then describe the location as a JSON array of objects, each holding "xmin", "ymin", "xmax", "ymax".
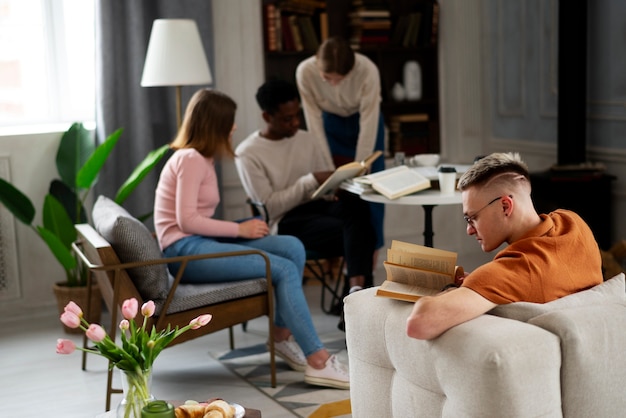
[
  {"xmin": 319, "ymin": 11, "xmax": 329, "ymax": 42},
  {"xmin": 430, "ymin": 1, "xmax": 439, "ymax": 45},
  {"xmin": 288, "ymin": 15, "xmax": 304, "ymax": 51},
  {"xmin": 275, "ymin": 6, "xmax": 283, "ymax": 51},
  {"xmin": 265, "ymin": 3, "xmax": 278, "ymax": 52},
  {"xmin": 281, "ymin": 15, "xmax": 296, "ymax": 51}
]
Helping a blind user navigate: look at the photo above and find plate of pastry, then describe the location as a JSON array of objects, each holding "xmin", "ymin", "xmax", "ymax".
[{"xmin": 175, "ymin": 399, "xmax": 243, "ymax": 418}]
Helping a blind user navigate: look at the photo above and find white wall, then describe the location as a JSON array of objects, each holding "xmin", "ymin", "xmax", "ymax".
[
  {"xmin": 0, "ymin": 130, "xmax": 68, "ymax": 321},
  {"xmin": 2, "ymin": 0, "xmax": 624, "ymax": 321}
]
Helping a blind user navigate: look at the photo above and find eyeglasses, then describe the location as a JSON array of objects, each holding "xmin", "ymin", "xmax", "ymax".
[{"xmin": 463, "ymin": 196, "xmax": 503, "ymax": 226}]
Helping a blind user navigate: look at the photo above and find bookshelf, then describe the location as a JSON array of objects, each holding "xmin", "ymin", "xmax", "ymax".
[{"xmin": 261, "ymin": 0, "xmax": 440, "ymax": 156}]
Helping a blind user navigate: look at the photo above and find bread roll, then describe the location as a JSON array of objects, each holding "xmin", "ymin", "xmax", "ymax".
[
  {"xmin": 204, "ymin": 399, "xmax": 235, "ymax": 418},
  {"xmin": 174, "ymin": 403, "xmax": 206, "ymax": 418},
  {"xmin": 203, "ymin": 411, "xmax": 223, "ymax": 418}
]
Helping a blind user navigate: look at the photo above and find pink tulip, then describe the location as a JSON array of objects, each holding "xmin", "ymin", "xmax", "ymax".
[
  {"xmin": 56, "ymin": 339, "xmax": 76, "ymax": 354},
  {"xmin": 121, "ymin": 298, "xmax": 138, "ymax": 320},
  {"xmin": 60, "ymin": 311, "xmax": 81, "ymax": 329},
  {"xmin": 189, "ymin": 314, "xmax": 212, "ymax": 330},
  {"xmin": 86, "ymin": 324, "xmax": 107, "ymax": 342},
  {"xmin": 119, "ymin": 319, "xmax": 129, "ymax": 331},
  {"xmin": 64, "ymin": 301, "xmax": 83, "ymax": 318},
  {"xmin": 141, "ymin": 301, "xmax": 155, "ymax": 318}
]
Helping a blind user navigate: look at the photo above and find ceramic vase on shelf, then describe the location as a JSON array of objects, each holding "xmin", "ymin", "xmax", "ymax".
[
  {"xmin": 117, "ymin": 368, "xmax": 155, "ymax": 418},
  {"xmin": 391, "ymin": 82, "xmax": 406, "ymax": 101},
  {"xmin": 403, "ymin": 61, "xmax": 422, "ymax": 101}
]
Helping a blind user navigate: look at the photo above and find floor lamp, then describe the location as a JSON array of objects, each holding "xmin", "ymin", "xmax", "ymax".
[{"xmin": 141, "ymin": 19, "xmax": 213, "ymax": 128}]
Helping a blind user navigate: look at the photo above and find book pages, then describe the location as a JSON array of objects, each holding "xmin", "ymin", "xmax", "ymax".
[
  {"xmin": 311, "ymin": 150, "xmax": 382, "ymax": 199},
  {"xmin": 376, "ymin": 280, "xmax": 441, "ymax": 302},
  {"xmin": 383, "ymin": 261, "xmax": 453, "ymax": 290},
  {"xmin": 376, "ymin": 240, "xmax": 461, "ymax": 302}
]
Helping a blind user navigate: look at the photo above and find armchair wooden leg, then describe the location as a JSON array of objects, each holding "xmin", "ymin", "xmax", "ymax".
[{"xmin": 228, "ymin": 326, "xmax": 235, "ymax": 350}]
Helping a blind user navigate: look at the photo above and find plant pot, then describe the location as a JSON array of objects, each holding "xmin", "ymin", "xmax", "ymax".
[{"xmin": 53, "ymin": 281, "xmax": 102, "ymax": 334}]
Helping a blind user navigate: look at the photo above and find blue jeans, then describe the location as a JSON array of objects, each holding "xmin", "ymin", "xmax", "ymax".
[
  {"xmin": 323, "ymin": 111, "xmax": 385, "ymax": 249},
  {"xmin": 163, "ymin": 234, "xmax": 324, "ymax": 356}
]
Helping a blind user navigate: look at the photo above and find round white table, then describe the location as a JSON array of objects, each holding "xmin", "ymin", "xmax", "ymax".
[{"xmin": 361, "ymin": 190, "xmax": 463, "ymax": 247}]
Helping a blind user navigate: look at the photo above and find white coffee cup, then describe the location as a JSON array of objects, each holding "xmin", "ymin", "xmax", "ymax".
[{"xmin": 438, "ymin": 166, "xmax": 457, "ymax": 195}]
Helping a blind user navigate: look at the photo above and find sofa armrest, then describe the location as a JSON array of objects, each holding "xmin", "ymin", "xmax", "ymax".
[{"xmin": 345, "ymin": 287, "xmax": 563, "ymax": 418}]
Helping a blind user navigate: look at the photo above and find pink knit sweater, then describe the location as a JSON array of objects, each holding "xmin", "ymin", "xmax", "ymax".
[{"xmin": 154, "ymin": 148, "xmax": 239, "ymax": 250}]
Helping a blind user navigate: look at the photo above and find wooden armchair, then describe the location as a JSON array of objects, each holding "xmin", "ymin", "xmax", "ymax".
[{"xmin": 76, "ymin": 196, "xmax": 276, "ymax": 411}]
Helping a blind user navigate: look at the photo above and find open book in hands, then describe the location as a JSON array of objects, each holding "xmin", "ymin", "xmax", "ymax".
[
  {"xmin": 376, "ymin": 240, "xmax": 464, "ymax": 302},
  {"xmin": 311, "ymin": 150, "xmax": 383, "ymax": 199}
]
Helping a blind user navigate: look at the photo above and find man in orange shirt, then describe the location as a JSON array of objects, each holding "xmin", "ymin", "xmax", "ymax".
[{"xmin": 406, "ymin": 152, "xmax": 603, "ymax": 340}]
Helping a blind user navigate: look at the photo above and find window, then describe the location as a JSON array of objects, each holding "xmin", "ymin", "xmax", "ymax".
[{"xmin": 0, "ymin": 0, "xmax": 95, "ymax": 127}]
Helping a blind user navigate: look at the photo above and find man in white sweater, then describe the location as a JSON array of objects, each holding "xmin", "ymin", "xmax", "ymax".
[{"xmin": 235, "ymin": 80, "xmax": 376, "ymax": 330}]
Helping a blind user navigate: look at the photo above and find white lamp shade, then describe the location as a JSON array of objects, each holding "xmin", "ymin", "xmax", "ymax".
[{"xmin": 141, "ymin": 19, "xmax": 212, "ymax": 87}]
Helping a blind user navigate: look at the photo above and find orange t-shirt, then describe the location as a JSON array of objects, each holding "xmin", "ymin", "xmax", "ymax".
[{"xmin": 463, "ymin": 209, "xmax": 603, "ymax": 304}]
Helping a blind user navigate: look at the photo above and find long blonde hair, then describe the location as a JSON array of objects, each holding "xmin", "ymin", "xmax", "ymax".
[{"xmin": 170, "ymin": 89, "xmax": 236, "ymax": 158}]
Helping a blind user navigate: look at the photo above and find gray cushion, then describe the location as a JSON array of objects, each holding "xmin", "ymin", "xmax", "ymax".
[
  {"xmin": 92, "ymin": 195, "xmax": 169, "ymax": 301},
  {"xmin": 490, "ymin": 273, "xmax": 625, "ymax": 322},
  {"xmin": 163, "ymin": 279, "xmax": 268, "ymax": 315}
]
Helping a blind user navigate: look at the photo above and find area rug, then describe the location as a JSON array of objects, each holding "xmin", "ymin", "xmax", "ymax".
[{"xmin": 212, "ymin": 331, "xmax": 351, "ymax": 418}]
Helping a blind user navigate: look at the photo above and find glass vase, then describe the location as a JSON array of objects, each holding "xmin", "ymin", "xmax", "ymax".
[{"xmin": 116, "ymin": 368, "xmax": 155, "ymax": 418}]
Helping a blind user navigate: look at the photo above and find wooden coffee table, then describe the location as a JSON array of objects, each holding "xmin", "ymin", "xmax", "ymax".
[{"xmin": 95, "ymin": 401, "xmax": 261, "ymax": 417}]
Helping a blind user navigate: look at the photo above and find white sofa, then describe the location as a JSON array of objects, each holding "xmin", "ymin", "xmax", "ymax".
[{"xmin": 345, "ymin": 273, "xmax": 626, "ymax": 418}]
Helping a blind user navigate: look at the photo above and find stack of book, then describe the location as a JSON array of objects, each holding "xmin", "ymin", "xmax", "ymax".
[
  {"xmin": 349, "ymin": 9, "xmax": 391, "ymax": 48},
  {"xmin": 390, "ymin": 2, "xmax": 439, "ymax": 47},
  {"xmin": 264, "ymin": 1, "xmax": 326, "ymax": 52}
]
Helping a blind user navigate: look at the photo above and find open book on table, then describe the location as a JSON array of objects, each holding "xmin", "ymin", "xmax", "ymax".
[
  {"xmin": 376, "ymin": 240, "xmax": 464, "ymax": 302},
  {"xmin": 311, "ymin": 150, "xmax": 383, "ymax": 199},
  {"xmin": 354, "ymin": 165, "xmax": 431, "ymax": 199}
]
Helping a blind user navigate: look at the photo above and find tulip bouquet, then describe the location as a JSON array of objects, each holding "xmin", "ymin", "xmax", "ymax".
[{"xmin": 56, "ymin": 298, "xmax": 212, "ymax": 418}]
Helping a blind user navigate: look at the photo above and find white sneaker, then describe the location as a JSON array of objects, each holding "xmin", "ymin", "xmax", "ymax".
[
  {"xmin": 304, "ymin": 354, "xmax": 350, "ymax": 390},
  {"xmin": 267, "ymin": 335, "xmax": 307, "ymax": 372}
]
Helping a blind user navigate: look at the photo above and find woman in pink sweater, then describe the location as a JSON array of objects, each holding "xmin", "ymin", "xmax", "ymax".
[{"xmin": 154, "ymin": 88, "xmax": 349, "ymax": 390}]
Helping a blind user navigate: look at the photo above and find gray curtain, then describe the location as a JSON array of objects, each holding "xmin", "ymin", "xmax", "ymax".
[{"xmin": 94, "ymin": 0, "xmax": 216, "ymax": 220}]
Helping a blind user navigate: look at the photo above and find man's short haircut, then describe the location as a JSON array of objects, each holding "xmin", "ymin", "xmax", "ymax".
[
  {"xmin": 458, "ymin": 152, "xmax": 529, "ymax": 190},
  {"xmin": 255, "ymin": 79, "xmax": 300, "ymax": 114}
]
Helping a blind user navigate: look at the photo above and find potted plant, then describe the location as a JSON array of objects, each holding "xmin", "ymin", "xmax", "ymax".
[{"xmin": 0, "ymin": 122, "xmax": 169, "ymax": 332}]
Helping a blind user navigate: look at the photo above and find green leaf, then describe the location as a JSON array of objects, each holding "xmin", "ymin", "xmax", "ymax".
[
  {"xmin": 49, "ymin": 179, "xmax": 87, "ymax": 224},
  {"xmin": 56, "ymin": 122, "xmax": 95, "ymax": 189},
  {"xmin": 0, "ymin": 178, "xmax": 35, "ymax": 225},
  {"xmin": 115, "ymin": 144, "xmax": 169, "ymax": 204},
  {"xmin": 36, "ymin": 226, "xmax": 77, "ymax": 272},
  {"xmin": 76, "ymin": 128, "xmax": 123, "ymax": 189},
  {"xmin": 42, "ymin": 194, "xmax": 76, "ymax": 249}
]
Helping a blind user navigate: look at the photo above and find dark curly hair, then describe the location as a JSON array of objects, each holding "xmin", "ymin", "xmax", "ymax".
[{"xmin": 255, "ymin": 79, "xmax": 300, "ymax": 114}]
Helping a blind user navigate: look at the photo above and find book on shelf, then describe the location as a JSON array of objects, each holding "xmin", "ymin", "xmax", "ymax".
[
  {"xmin": 311, "ymin": 150, "xmax": 383, "ymax": 199},
  {"xmin": 265, "ymin": 3, "xmax": 279, "ymax": 51},
  {"xmin": 355, "ymin": 165, "xmax": 431, "ymax": 199},
  {"xmin": 376, "ymin": 240, "xmax": 464, "ymax": 302},
  {"xmin": 319, "ymin": 12, "xmax": 328, "ymax": 41},
  {"xmin": 287, "ymin": 15, "xmax": 304, "ymax": 51},
  {"xmin": 430, "ymin": 1, "xmax": 440, "ymax": 45},
  {"xmin": 297, "ymin": 15, "xmax": 320, "ymax": 51},
  {"xmin": 280, "ymin": 15, "xmax": 296, "ymax": 51},
  {"xmin": 274, "ymin": 6, "xmax": 283, "ymax": 51},
  {"xmin": 403, "ymin": 12, "xmax": 422, "ymax": 47}
]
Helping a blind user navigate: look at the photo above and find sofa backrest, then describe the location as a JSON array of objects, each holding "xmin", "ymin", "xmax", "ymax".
[
  {"xmin": 491, "ymin": 273, "xmax": 626, "ymax": 418},
  {"xmin": 489, "ymin": 273, "xmax": 625, "ymax": 322}
]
